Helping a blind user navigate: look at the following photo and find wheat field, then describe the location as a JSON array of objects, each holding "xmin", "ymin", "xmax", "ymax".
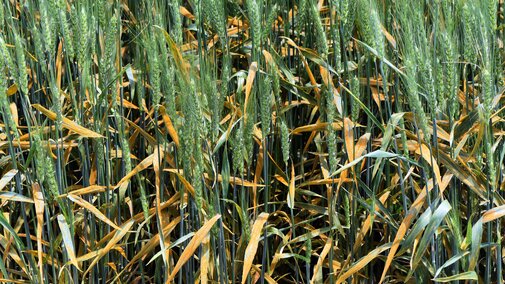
[{"xmin": 0, "ymin": 0, "xmax": 504, "ymax": 283}]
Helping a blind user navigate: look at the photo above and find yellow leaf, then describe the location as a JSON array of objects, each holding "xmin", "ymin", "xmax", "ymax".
[
  {"xmin": 200, "ymin": 234, "xmax": 210, "ymax": 284},
  {"xmin": 0, "ymin": 169, "xmax": 19, "ymax": 191},
  {"xmin": 343, "ymin": 118, "xmax": 355, "ymax": 162},
  {"xmin": 159, "ymin": 106, "xmax": 180, "ymax": 147},
  {"xmin": 415, "ymin": 144, "xmax": 442, "ymax": 191},
  {"xmin": 337, "ymin": 243, "xmax": 391, "ymax": 284},
  {"xmin": 310, "ymin": 237, "xmax": 332, "ymax": 284},
  {"xmin": 6, "ymin": 84, "xmax": 17, "ymax": 96},
  {"xmin": 482, "ymin": 204, "xmax": 505, "ymax": 223},
  {"xmin": 32, "ymin": 183, "xmax": 45, "ymax": 279},
  {"xmin": 115, "ymin": 153, "xmax": 155, "ymax": 190},
  {"xmin": 156, "ymin": 27, "xmax": 189, "ymax": 83},
  {"xmin": 84, "ymin": 220, "xmax": 134, "ymax": 277},
  {"xmin": 59, "ymin": 185, "xmax": 107, "ymax": 197},
  {"xmin": 179, "ymin": 6, "xmax": 195, "ymax": 20},
  {"xmin": 32, "ymin": 104, "xmax": 103, "ymax": 138},
  {"xmin": 287, "ymin": 163, "xmax": 295, "ymax": 209},
  {"xmin": 292, "ymin": 122, "xmax": 343, "ymax": 134},
  {"xmin": 381, "ymin": 25, "xmax": 396, "ymax": 48},
  {"xmin": 67, "ymin": 194, "xmax": 121, "ymax": 230},
  {"xmin": 354, "ymin": 133, "xmax": 370, "ymax": 161},
  {"xmin": 243, "ymin": 62, "xmax": 258, "ymax": 124},
  {"xmin": 168, "ymin": 215, "xmax": 221, "ymax": 282},
  {"xmin": 241, "ymin": 212, "xmax": 269, "ymax": 284}
]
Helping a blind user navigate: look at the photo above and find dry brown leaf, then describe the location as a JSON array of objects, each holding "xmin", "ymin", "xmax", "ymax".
[
  {"xmin": 157, "ymin": 27, "xmax": 189, "ymax": 82},
  {"xmin": 164, "ymin": 168, "xmax": 196, "ymax": 197},
  {"xmin": 124, "ymin": 118, "xmax": 157, "ymax": 146},
  {"xmin": 0, "ymin": 192, "xmax": 33, "ymax": 203},
  {"xmin": 121, "ymin": 216, "xmax": 181, "ymax": 274},
  {"xmin": 152, "ymin": 146, "xmax": 169, "ymax": 266},
  {"xmin": 252, "ymin": 143, "xmax": 264, "ymax": 215},
  {"xmin": 203, "ymin": 173, "xmax": 263, "ymax": 188},
  {"xmin": 299, "ymin": 178, "xmax": 353, "ymax": 187},
  {"xmin": 353, "ymin": 191, "xmax": 390, "ymax": 254},
  {"xmin": 378, "ymin": 173, "xmax": 454, "ymax": 283},
  {"xmin": 251, "ymin": 264, "xmax": 277, "ymax": 284},
  {"xmin": 116, "ymin": 96, "xmax": 139, "ymax": 109},
  {"xmin": 262, "ymin": 50, "xmax": 274, "ymax": 66}
]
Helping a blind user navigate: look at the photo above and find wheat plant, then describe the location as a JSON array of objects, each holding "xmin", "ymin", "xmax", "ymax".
[{"xmin": 0, "ymin": 0, "xmax": 504, "ymax": 283}]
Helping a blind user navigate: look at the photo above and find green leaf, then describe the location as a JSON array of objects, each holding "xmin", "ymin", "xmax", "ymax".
[
  {"xmin": 433, "ymin": 271, "xmax": 478, "ymax": 282},
  {"xmin": 221, "ymin": 147, "xmax": 230, "ymax": 196},
  {"xmin": 469, "ymin": 219, "xmax": 483, "ymax": 270},
  {"xmin": 354, "ymin": 38, "xmax": 405, "ymax": 76},
  {"xmin": 410, "ymin": 200, "xmax": 452, "ymax": 273},
  {"xmin": 398, "ymin": 207, "xmax": 432, "ymax": 255},
  {"xmin": 341, "ymin": 83, "xmax": 384, "ymax": 132},
  {"xmin": 0, "ymin": 212, "xmax": 25, "ymax": 250},
  {"xmin": 330, "ymin": 150, "xmax": 398, "ymax": 177},
  {"xmin": 434, "ymin": 251, "xmax": 470, "ymax": 278}
]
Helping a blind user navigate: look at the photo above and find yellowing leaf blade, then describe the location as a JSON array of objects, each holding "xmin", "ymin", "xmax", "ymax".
[
  {"xmin": 168, "ymin": 214, "xmax": 221, "ymax": 282},
  {"xmin": 32, "ymin": 104, "xmax": 103, "ymax": 138},
  {"xmin": 242, "ymin": 212, "xmax": 269, "ymax": 284},
  {"xmin": 67, "ymin": 194, "xmax": 121, "ymax": 230},
  {"xmin": 287, "ymin": 164, "xmax": 295, "ymax": 209},
  {"xmin": 0, "ymin": 169, "xmax": 19, "ymax": 191}
]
